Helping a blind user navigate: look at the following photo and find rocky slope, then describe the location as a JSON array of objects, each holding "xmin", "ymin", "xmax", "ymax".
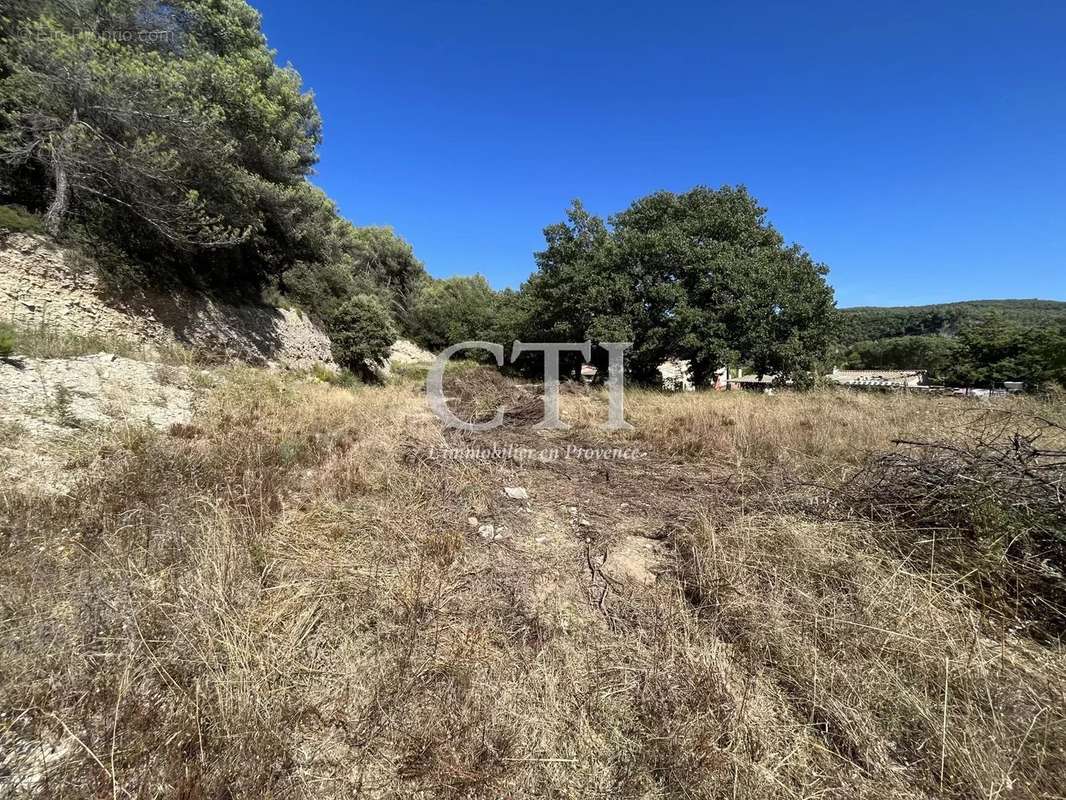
[{"xmin": 0, "ymin": 233, "xmax": 335, "ymax": 370}]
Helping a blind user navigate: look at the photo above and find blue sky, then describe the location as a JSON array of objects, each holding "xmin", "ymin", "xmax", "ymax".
[{"xmin": 250, "ymin": 0, "xmax": 1065, "ymax": 307}]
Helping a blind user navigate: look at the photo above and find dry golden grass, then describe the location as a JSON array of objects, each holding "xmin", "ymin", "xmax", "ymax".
[
  {"xmin": 2, "ymin": 319, "xmax": 198, "ymax": 366},
  {"xmin": 1, "ymin": 370, "xmax": 1063, "ymax": 798}
]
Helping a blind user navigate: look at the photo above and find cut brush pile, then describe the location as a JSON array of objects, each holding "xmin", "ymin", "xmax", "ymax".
[{"xmin": 842, "ymin": 410, "xmax": 1066, "ymax": 640}]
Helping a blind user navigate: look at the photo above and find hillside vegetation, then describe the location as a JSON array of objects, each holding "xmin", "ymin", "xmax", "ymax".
[
  {"xmin": 841, "ymin": 300, "xmax": 1066, "ymax": 344},
  {"xmin": 839, "ymin": 302, "xmax": 1066, "ymax": 387},
  {"xmin": 1, "ymin": 3, "xmax": 842, "ymax": 386},
  {"xmin": 0, "ymin": 0, "xmax": 424, "ymax": 373}
]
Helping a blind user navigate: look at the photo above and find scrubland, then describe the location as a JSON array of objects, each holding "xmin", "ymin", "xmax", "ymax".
[{"xmin": 1, "ymin": 367, "xmax": 1064, "ymax": 798}]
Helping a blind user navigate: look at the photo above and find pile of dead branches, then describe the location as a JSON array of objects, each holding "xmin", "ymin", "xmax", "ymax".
[
  {"xmin": 442, "ymin": 367, "xmax": 544, "ymax": 426},
  {"xmin": 848, "ymin": 412, "xmax": 1065, "ymax": 534},
  {"xmin": 842, "ymin": 410, "xmax": 1066, "ymax": 637}
]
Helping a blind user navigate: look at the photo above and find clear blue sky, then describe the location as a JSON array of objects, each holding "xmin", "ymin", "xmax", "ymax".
[{"xmin": 250, "ymin": 0, "xmax": 1065, "ymax": 307}]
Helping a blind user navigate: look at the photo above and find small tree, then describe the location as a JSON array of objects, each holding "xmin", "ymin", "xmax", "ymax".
[{"xmin": 328, "ymin": 295, "xmax": 397, "ymax": 377}]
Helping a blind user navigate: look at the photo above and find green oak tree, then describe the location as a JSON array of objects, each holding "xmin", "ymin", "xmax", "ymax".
[{"xmin": 519, "ymin": 187, "xmax": 839, "ymax": 386}]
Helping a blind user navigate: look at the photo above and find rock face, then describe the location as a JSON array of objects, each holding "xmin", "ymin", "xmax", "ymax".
[
  {"xmin": 388, "ymin": 338, "xmax": 435, "ymax": 365},
  {"xmin": 0, "ymin": 353, "xmax": 200, "ymax": 433},
  {"xmin": 0, "ymin": 233, "xmax": 336, "ymax": 369}
]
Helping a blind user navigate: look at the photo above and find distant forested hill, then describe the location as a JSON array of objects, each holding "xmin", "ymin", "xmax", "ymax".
[
  {"xmin": 840, "ymin": 299, "xmax": 1066, "ymax": 345},
  {"xmin": 837, "ymin": 300, "xmax": 1066, "ymax": 386}
]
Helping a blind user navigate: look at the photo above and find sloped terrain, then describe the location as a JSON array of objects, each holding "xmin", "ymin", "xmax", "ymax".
[
  {"xmin": 840, "ymin": 299, "xmax": 1066, "ymax": 344},
  {"xmin": 0, "ymin": 234, "xmax": 336, "ymax": 370}
]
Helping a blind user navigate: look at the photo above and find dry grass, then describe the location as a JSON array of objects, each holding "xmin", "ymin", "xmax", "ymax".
[
  {"xmin": 1, "ymin": 370, "xmax": 1064, "ymax": 798},
  {"xmin": 672, "ymin": 514, "xmax": 1065, "ymax": 798},
  {"xmin": 623, "ymin": 389, "xmax": 981, "ymax": 483},
  {"xmin": 0, "ymin": 419, "xmax": 27, "ymax": 448},
  {"xmin": 1, "ymin": 319, "xmax": 198, "ymax": 366}
]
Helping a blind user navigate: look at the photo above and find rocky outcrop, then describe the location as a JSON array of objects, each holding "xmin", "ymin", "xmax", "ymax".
[
  {"xmin": 0, "ymin": 233, "xmax": 336, "ymax": 369},
  {"xmin": 388, "ymin": 338, "xmax": 435, "ymax": 365},
  {"xmin": 0, "ymin": 353, "xmax": 201, "ymax": 433}
]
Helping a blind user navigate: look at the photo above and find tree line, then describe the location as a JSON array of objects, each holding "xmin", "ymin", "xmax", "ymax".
[
  {"xmin": 2, "ymin": 2, "xmax": 1061, "ymax": 389},
  {"xmin": 842, "ymin": 319, "xmax": 1066, "ymax": 389},
  {"xmin": 0, "ymin": 0, "xmax": 424, "ymax": 370},
  {"xmin": 840, "ymin": 300, "xmax": 1066, "ymax": 345},
  {"xmin": 0, "ymin": 1, "xmax": 840, "ymax": 384}
]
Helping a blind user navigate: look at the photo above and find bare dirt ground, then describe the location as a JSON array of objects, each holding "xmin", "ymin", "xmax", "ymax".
[{"xmin": 1, "ymin": 366, "xmax": 1064, "ymax": 798}]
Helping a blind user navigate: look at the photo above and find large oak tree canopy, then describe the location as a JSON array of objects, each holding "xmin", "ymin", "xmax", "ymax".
[{"xmin": 515, "ymin": 186, "xmax": 840, "ymax": 385}]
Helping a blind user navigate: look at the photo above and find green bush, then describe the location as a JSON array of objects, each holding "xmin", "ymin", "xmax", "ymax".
[
  {"xmin": 310, "ymin": 363, "xmax": 338, "ymax": 383},
  {"xmin": 407, "ymin": 275, "xmax": 496, "ymax": 352},
  {"xmin": 309, "ymin": 363, "xmax": 362, "ymax": 388},
  {"xmin": 0, "ymin": 205, "xmax": 44, "ymax": 234},
  {"xmin": 0, "ymin": 324, "xmax": 15, "ymax": 358},
  {"xmin": 328, "ymin": 295, "xmax": 397, "ymax": 376}
]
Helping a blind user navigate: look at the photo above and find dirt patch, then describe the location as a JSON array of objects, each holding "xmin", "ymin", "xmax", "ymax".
[{"xmin": 601, "ymin": 534, "xmax": 662, "ymax": 588}]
